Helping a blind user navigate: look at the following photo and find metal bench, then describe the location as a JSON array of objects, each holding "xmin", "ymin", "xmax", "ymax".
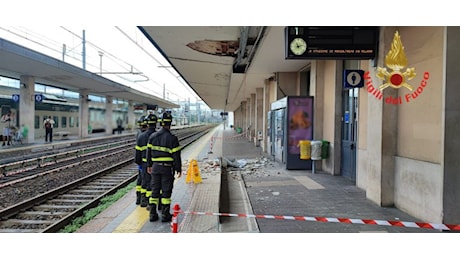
[{"xmin": 54, "ymin": 131, "xmax": 71, "ymax": 140}]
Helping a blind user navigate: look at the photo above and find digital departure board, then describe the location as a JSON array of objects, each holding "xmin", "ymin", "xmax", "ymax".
[{"xmin": 285, "ymin": 26, "xmax": 379, "ymax": 60}]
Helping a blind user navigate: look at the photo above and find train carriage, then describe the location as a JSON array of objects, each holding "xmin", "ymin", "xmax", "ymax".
[{"xmin": 0, "ymin": 93, "xmax": 141, "ymax": 140}]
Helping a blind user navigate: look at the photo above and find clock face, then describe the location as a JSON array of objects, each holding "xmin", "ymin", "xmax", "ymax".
[{"xmin": 290, "ymin": 37, "xmax": 307, "ymax": 55}]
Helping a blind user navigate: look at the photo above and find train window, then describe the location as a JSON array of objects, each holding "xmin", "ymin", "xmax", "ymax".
[
  {"xmin": 61, "ymin": 116, "xmax": 67, "ymax": 128},
  {"xmin": 1, "ymin": 105, "xmax": 11, "ymax": 115},
  {"xmin": 35, "ymin": 116, "xmax": 40, "ymax": 129},
  {"xmin": 70, "ymin": 117, "xmax": 75, "ymax": 127},
  {"xmin": 53, "ymin": 116, "xmax": 59, "ymax": 128}
]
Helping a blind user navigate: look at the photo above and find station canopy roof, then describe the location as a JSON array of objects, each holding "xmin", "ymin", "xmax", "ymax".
[
  {"xmin": 0, "ymin": 37, "xmax": 179, "ymax": 109},
  {"xmin": 139, "ymin": 26, "xmax": 311, "ymax": 112}
]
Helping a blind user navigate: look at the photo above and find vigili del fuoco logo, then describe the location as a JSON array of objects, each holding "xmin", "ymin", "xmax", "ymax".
[{"xmin": 364, "ymin": 31, "xmax": 429, "ymax": 105}]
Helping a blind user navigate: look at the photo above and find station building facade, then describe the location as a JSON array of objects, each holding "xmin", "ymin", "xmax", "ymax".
[{"xmin": 233, "ymin": 26, "xmax": 459, "ymax": 225}]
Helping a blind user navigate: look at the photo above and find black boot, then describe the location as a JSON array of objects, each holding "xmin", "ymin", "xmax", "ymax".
[
  {"xmin": 157, "ymin": 202, "xmax": 162, "ymax": 213},
  {"xmin": 135, "ymin": 191, "xmax": 141, "ymax": 205},
  {"xmin": 140, "ymin": 194, "xmax": 148, "ymax": 207},
  {"xmin": 149, "ymin": 204, "xmax": 159, "ymax": 222},
  {"xmin": 146, "ymin": 201, "xmax": 151, "ymax": 211},
  {"xmin": 161, "ymin": 204, "xmax": 172, "ymax": 222}
]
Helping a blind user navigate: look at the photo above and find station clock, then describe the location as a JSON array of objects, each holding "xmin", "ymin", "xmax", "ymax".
[
  {"xmin": 285, "ymin": 26, "xmax": 308, "ymax": 59},
  {"xmin": 289, "ymin": 37, "xmax": 307, "ymax": 56}
]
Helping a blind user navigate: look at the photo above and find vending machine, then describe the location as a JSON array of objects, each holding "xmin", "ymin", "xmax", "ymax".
[
  {"xmin": 269, "ymin": 96, "xmax": 314, "ymax": 170},
  {"xmin": 267, "ymin": 111, "xmax": 273, "ymax": 158}
]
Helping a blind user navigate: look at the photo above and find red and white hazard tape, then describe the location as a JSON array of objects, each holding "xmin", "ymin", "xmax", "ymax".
[
  {"xmin": 208, "ymin": 132, "xmax": 247, "ymax": 153},
  {"xmin": 212, "ymin": 132, "xmax": 247, "ymax": 141},
  {"xmin": 178, "ymin": 210, "xmax": 460, "ymax": 231}
]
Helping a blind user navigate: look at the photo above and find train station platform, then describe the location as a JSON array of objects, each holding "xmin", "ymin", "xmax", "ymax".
[
  {"xmin": 5, "ymin": 123, "xmax": 449, "ymax": 260},
  {"xmin": 0, "ymin": 131, "xmax": 132, "ymax": 153},
  {"xmin": 75, "ymin": 124, "xmax": 449, "ymax": 235},
  {"xmin": 0, "ymin": 125, "xmax": 189, "ymax": 156},
  {"xmin": 75, "ymin": 124, "xmax": 252, "ymax": 233}
]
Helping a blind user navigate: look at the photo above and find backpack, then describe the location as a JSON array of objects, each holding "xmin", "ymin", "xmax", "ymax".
[{"xmin": 45, "ymin": 120, "xmax": 51, "ymax": 129}]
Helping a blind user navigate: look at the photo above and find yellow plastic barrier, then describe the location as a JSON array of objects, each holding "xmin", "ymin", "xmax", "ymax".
[
  {"xmin": 299, "ymin": 140, "xmax": 311, "ymax": 160},
  {"xmin": 185, "ymin": 159, "xmax": 202, "ymax": 184}
]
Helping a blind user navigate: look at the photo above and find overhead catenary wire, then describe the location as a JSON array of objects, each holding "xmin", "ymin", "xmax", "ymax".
[
  {"xmin": 115, "ymin": 26, "xmax": 199, "ymax": 101},
  {"xmin": 60, "ymin": 26, "xmax": 144, "ymax": 77},
  {"xmin": 0, "ymin": 26, "xmax": 202, "ymax": 105}
]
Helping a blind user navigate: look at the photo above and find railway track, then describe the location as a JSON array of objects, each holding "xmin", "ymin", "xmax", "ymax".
[
  {"xmin": 0, "ymin": 140, "xmax": 132, "ymax": 187},
  {"xmin": 0, "ymin": 159, "xmax": 136, "ymax": 233},
  {"xmin": 0, "ymin": 134, "xmax": 135, "ymax": 163},
  {"xmin": 0, "ymin": 124, "xmax": 216, "ymax": 233},
  {"xmin": 0, "ymin": 125, "xmax": 212, "ymax": 184}
]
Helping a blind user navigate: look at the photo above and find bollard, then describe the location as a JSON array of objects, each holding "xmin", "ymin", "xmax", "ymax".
[
  {"xmin": 208, "ymin": 136, "xmax": 214, "ymax": 154},
  {"xmin": 171, "ymin": 204, "xmax": 181, "ymax": 233}
]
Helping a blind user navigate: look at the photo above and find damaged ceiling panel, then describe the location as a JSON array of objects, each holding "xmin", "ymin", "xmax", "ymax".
[
  {"xmin": 185, "ymin": 26, "xmax": 266, "ymax": 75},
  {"xmin": 139, "ymin": 26, "xmax": 311, "ymax": 112},
  {"xmin": 186, "ymin": 40, "xmax": 239, "ymax": 57}
]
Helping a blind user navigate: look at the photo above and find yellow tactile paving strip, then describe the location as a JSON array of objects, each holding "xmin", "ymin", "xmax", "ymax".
[{"xmin": 112, "ymin": 206, "xmax": 149, "ymax": 233}]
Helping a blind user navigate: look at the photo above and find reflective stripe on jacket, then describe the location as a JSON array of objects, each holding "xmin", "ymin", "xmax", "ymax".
[
  {"xmin": 135, "ymin": 127, "xmax": 155, "ymax": 165},
  {"xmin": 146, "ymin": 127, "xmax": 182, "ymax": 172}
]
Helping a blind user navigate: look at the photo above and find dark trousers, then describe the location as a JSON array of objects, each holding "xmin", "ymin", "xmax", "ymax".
[
  {"xmin": 45, "ymin": 128, "xmax": 53, "ymax": 142},
  {"xmin": 151, "ymin": 165, "xmax": 174, "ymax": 204},
  {"xmin": 136, "ymin": 164, "xmax": 143, "ymax": 187},
  {"xmin": 141, "ymin": 163, "xmax": 152, "ymax": 196},
  {"xmin": 2, "ymin": 134, "xmax": 10, "ymax": 145}
]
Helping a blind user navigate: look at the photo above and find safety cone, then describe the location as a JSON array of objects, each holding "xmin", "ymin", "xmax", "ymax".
[
  {"xmin": 185, "ymin": 159, "xmax": 202, "ymax": 184},
  {"xmin": 171, "ymin": 204, "xmax": 180, "ymax": 233}
]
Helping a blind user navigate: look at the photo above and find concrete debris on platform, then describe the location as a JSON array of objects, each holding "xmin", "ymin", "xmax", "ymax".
[
  {"xmin": 222, "ymin": 156, "xmax": 280, "ymax": 182},
  {"xmin": 182, "ymin": 158, "xmax": 221, "ymax": 178},
  {"xmin": 222, "ymin": 156, "xmax": 284, "ymax": 182},
  {"xmin": 222, "ymin": 157, "xmax": 270, "ymax": 170}
]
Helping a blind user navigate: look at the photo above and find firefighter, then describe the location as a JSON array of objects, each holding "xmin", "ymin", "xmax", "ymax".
[
  {"xmin": 136, "ymin": 115, "xmax": 147, "ymax": 138},
  {"xmin": 146, "ymin": 112, "xmax": 182, "ymax": 222},
  {"xmin": 134, "ymin": 115, "xmax": 148, "ymax": 205},
  {"xmin": 135, "ymin": 113, "xmax": 158, "ymax": 208}
]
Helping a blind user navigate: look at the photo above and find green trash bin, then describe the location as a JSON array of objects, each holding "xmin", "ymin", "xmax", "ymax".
[
  {"xmin": 321, "ymin": 140, "xmax": 330, "ymax": 159},
  {"xmin": 236, "ymin": 127, "xmax": 242, "ymax": 134}
]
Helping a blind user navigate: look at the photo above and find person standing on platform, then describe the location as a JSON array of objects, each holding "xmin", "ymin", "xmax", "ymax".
[
  {"xmin": 20, "ymin": 124, "xmax": 28, "ymax": 141},
  {"xmin": 43, "ymin": 116, "xmax": 55, "ymax": 143},
  {"xmin": 1, "ymin": 111, "xmax": 12, "ymax": 146},
  {"xmin": 116, "ymin": 117, "xmax": 123, "ymax": 134},
  {"xmin": 147, "ymin": 112, "xmax": 182, "ymax": 222},
  {"xmin": 135, "ymin": 113, "xmax": 158, "ymax": 208},
  {"xmin": 134, "ymin": 115, "xmax": 148, "ymax": 205}
]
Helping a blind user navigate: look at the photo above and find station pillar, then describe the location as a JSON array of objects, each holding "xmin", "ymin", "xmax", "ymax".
[
  {"xmin": 19, "ymin": 75, "xmax": 35, "ymax": 144},
  {"xmin": 79, "ymin": 90, "xmax": 90, "ymax": 138},
  {"xmin": 128, "ymin": 100, "xmax": 135, "ymax": 131},
  {"xmin": 255, "ymin": 88, "xmax": 263, "ymax": 147},
  {"xmin": 105, "ymin": 96, "xmax": 113, "ymax": 135}
]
